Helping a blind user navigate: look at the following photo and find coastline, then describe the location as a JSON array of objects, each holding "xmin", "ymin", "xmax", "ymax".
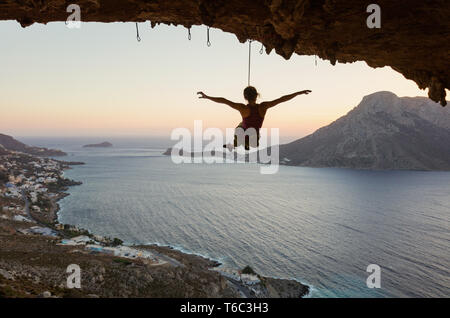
[
  {"xmin": 1, "ymin": 151, "xmax": 310, "ymax": 298},
  {"xmin": 137, "ymin": 241, "xmax": 313, "ymax": 297},
  {"xmin": 28, "ymin": 161, "xmax": 82, "ymax": 227},
  {"xmin": 56, "ymin": 162, "xmax": 311, "ymax": 298},
  {"xmin": 56, "ymin": 186, "xmax": 311, "ymax": 298}
]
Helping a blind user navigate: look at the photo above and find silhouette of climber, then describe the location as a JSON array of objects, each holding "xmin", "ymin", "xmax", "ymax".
[{"xmin": 197, "ymin": 86, "xmax": 311, "ymax": 150}]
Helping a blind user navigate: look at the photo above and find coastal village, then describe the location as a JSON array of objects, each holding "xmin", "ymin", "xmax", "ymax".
[
  {"xmin": 0, "ymin": 139, "xmax": 308, "ymax": 298},
  {"xmin": 0, "ymin": 147, "xmax": 175, "ymax": 269}
]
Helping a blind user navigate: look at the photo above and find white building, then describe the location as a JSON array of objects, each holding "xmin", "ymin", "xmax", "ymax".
[{"xmin": 241, "ymin": 274, "xmax": 261, "ymax": 285}]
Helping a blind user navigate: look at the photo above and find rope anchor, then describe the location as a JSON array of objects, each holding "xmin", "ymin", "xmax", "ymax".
[
  {"xmin": 206, "ymin": 26, "xmax": 211, "ymax": 47},
  {"xmin": 247, "ymin": 40, "xmax": 264, "ymax": 86},
  {"xmin": 135, "ymin": 22, "xmax": 141, "ymax": 42}
]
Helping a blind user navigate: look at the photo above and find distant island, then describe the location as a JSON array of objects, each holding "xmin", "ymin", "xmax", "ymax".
[
  {"xmin": 83, "ymin": 142, "xmax": 113, "ymax": 148},
  {"xmin": 0, "ymin": 134, "xmax": 66, "ymax": 157}
]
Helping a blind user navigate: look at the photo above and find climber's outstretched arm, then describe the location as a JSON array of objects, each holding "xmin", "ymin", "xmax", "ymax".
[
  {"xmin": 261, "ymin": 90, "xmax": 312, "ymax": 110},
  {"xmin": 197, "ymin": 91, "xmax": 245, "ymax": 112}
]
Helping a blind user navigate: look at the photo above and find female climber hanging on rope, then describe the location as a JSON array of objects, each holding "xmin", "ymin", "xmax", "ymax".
[{"xmin": 197, "ymin": 86, "xmax": 311, "ymax": 150}]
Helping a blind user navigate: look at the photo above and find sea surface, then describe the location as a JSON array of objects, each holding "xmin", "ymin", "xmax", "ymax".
[{"xmin": 21, "ymin": 137, "xmax": 450, "ymax": 298}]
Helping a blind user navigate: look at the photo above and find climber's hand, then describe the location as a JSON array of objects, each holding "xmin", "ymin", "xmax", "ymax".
[{"xmin": 197, "ymin": 92, "xmax": 208, "ymax": 99}]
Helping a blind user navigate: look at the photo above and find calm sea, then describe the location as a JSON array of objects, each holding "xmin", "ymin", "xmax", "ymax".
[{"xmin": 21, "ymin": 137, "xmax": 450, "ymax": 298}]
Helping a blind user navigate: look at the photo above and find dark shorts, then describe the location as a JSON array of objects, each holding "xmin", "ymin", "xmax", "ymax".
[{"xmin": 234, "ymin": 124, "xmax": 260, "ymax": 150}]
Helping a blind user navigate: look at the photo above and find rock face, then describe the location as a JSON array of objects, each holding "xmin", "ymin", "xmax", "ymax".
[
  {"xmin": 279, "ymin": 92, "xmax": 450, "ymax": 170},
  {"xmin": 83, "ymin": 142, "xmax": 113, "ymax": 148},
  {"xmin": 0, "ymin": 0, "xmax": 448, "ymax": 106},
  {"xmin": 0, "ymin": 134, "xmax": 66, "ymax": 157},
  {"xmin": 263, "ymin": 277, "xmax": 309, "ymax": 298}
]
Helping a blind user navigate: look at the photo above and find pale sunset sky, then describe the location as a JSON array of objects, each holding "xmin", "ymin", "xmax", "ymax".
[{"xmin": 0, "ymin": 21, "xmax": 432, "ymax": 140}]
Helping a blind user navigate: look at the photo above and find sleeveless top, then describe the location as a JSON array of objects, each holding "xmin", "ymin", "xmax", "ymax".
[{"xmin": 241, "ymin": 105, "xmax": 265, "ymax": 131}]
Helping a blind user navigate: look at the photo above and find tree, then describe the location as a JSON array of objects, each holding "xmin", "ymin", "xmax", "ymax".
[
  {"xmin": 242, "ymin": 265, "xmax": 256, "ymax": 275},
  {"xmin": 111, "ymin": 238, "xmax": 123, "ymax": 247}
]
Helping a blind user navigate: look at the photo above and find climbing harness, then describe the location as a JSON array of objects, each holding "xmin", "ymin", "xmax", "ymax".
[{"xmin": 136, "ymin": 23, "xmax": 141, "ymax": 42}]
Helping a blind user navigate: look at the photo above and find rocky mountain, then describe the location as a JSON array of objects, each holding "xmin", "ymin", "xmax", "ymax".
[
  {"xmin": 0, "ymin": 134, "xmax": 66, "ymax": 157},
  {"xmin": 279, "ymin": 92, "xmax": 450, "ymax": 170}
]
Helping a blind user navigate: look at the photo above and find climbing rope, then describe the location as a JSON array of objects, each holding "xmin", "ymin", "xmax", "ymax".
[
  {"xmin": 206, "ymin": 27, "xmax": 211, "ymax": 47},
  {"xmin": 248, "ymin": 40, "xmax": 253, "ymax": 86},
  {"xmin": 315, "ymin": 55, "xmax": 317, "ymax": 66},
  {"xmin": 136, "ymin": 23, "xmax": 141, "ymax": 42}
]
